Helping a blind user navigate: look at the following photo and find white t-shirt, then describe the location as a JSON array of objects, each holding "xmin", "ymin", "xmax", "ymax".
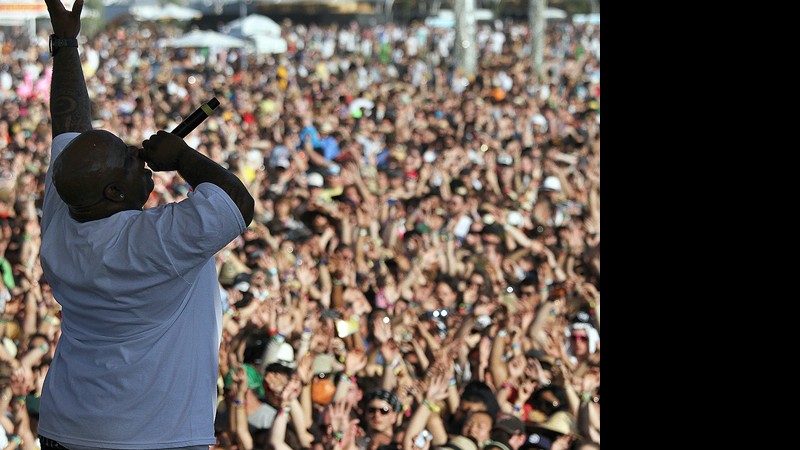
[{"xmin": 38, "ymin": 132, "xmax": 246, "ymax": 449}]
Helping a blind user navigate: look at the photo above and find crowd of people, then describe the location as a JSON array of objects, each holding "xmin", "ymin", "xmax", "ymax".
[{"xmin": 0, "ymin": 10, "xmax": 599, "ymax": 450}]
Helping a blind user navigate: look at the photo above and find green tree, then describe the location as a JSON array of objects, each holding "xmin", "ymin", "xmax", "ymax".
[{"xmin": 80, "ymin": 0, "xmax": 105, "ymax": 38}]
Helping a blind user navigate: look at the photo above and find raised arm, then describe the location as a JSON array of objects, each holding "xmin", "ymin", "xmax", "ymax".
[
  {"xmin": 46, "ymin": 0, "xmax": 92, "ymax": 138},
  {"xmin": 141, "ymin": 131, "xmax": 255, "ymax": 224}
]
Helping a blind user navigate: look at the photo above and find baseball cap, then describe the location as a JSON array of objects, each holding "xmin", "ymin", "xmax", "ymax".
[
  {"xmin": 484, "ymin": 440, "xmax": 513, "ymax": 450},
  {"xmin": 497, "ymin": 153, "xmax": 514, "ymax": 166},
  {"xmin": 521, "ymin": 432, "xmax": 553, "ymax": 450},
  {"xmin": 437, "ymin": 435, "xmax": 478, "ymax": 450},
  {"xmin": 540, "ymin": 176, "xmax": 562, "ymax": 192},
  {"xmin": 493, "ymin": 413, "xmax": 525, "ymax": 435},
  {"xmin": 264, "ymin": 342, "xmax": 296, "ymax": 373},
  {"xmin": 531, "ymin": 114, "xmax": 548, "ymax": 131},
  {"xmin": 269, "ymin": 145, "xmax": 291, "ymax": 169},
  {"xmin": 232, "ymin": 272, "xmax": 252, "ymax": 292},
  {"xmin": 327, "ymin": 163, "xmax": 341, "ymax": 176},
  {"xmin": 307, "ymin": 172, "xmax": 324, "ymax": 188}
]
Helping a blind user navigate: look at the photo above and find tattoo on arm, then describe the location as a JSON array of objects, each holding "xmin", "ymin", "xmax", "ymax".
[{"xmin": 50, "ymin": 49, "xmax": 92, "ymax": 137}]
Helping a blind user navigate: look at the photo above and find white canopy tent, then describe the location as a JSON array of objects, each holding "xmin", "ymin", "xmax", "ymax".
[
  {"xmin": 130, "ymin": 4, "xmax": 203, "ymax": 21},
  {"xmin": 573, "ymin": 13, "xmax": 600, "ymax": 25},
  {"xmin": 424, "ymin": 8, "xmax": 495, "ymax": 28},
  {"xmin": 250, "ymin": 34, "xmax": 288, "ymax": 54},
  {"xmin": 226, "ymin": 14, "xmax": 281, "ymax": 38},
  {"xmin": 424, "ymin": 7, "xmax": 568, "ymax": 29},
  {"xmin": 165, "ymin": 29, "xmax": 248, "ymax": 49},
  {"xmin": 543, "ymin": 8, "xmax": 568, "ymax": 20}
]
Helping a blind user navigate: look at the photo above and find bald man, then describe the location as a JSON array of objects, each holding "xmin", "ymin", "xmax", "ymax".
[{"xmin": 37, "ymin": 1, "xmax": 254, "ymax": 449}]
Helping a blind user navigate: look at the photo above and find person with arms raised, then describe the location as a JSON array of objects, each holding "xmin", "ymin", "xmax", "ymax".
[{"xmin": 37, "ymin": 0, "xmax": 254, "ymax": 448}]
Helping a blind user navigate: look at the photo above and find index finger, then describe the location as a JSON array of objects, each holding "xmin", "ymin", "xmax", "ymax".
[{"xmin": 44, "ymin": 0, "xmax": 66, "ymax": 13}]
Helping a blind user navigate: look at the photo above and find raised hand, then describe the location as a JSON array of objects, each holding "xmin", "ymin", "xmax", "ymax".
[
  {"xmin": 472, "ymin": 301, "xmax": 496, "ymax": 318},
  {"xmin": 337, "ymin": 418, "xmax": 362, "ymax": 450},
  {"xmin": 373, "ymin": 315, "xmax": 392, "ymax": 343},
  {"xmin": 380, "ymin": 339, "xmax": 400, "ymax": 365},
  {"xmin": 45, "ymin": 0, "xmax": 83, "ymax": 38},
  {"xmin": 276, "ymin": 309, "xmax": 295, "ymax": 336},
  {"xmin": 295, "ymin": 263, "xmax": 316, "ymax": 287},
  {"xmin": 295, "ymin": 353, "xmax": 314, "ymax": 386},
  {"xmin": 9, "ymin": 367, "xmax": 32, "ymax": 398},
  {"xmin": 461, "ymin": 285, "xmax": 479, "ymax": 307},
  {"xmin": 344, "ymin": 349, "xmax": 368, "ymax": 376},
  {"xmin": 409, "ymin": 378, "xmax": 427, "ymax": 404},
  {"xmin": 309, "ymin": 333, "xmax": 328, "ymax": 353},
  {"xmin": 516, "ymin": 378, "xmax": 537, "ymax": 405},
  {"xmin": 527, "ymin": 357, "xmax": 551, "ymax": 386},
  {"xmin": 141, "ymin": 131, "xmax": 193, "ymax": 172},
  {"xmin": 582, "ymin": 370, "xmax": 600, "ymax": 394},
  {"xmin": 550, "ymin": 434, "xmax": 573, "ymax": 450},
  {"xmin": 420, "ymin": 248, "xmax": 439, "ymax": 267},
  {"xmin": 229, "ymin": 364, "xmax": 249, "ymax": 399},
  {"xmin": 424, "ymin": 372, "xmax": 450, "ymax": 403},
  {"xmin": 507, "ymin": 354, "xmax": 526, "ymax": 381},
  {"xmin": 280, "ymin": 376, "xmax": 302, "ymax": 404},
  {"xmin": 328, "ymin": 400, "xmax": 352, "ymax": 434}
]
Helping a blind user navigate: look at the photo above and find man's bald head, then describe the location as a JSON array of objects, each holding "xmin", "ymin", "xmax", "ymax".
[{"xmin": 53, "ymin": 130, "xmax": 153, "ymax": 221}]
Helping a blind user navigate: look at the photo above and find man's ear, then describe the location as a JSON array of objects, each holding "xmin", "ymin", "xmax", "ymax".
[{"xmin": 104, "ymin": 184, "xmax": 126, "ymax": 202}]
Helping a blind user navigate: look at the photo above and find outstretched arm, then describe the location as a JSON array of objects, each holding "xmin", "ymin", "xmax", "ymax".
[{"xmin": 46, "ymin": 0, "xmax": 92, "ymax": 138}]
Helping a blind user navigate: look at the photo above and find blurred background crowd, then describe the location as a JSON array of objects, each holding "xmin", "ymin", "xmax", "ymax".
[{"xmin": 0, "ymin": 7, "xmax": 599, "ymax": 450}]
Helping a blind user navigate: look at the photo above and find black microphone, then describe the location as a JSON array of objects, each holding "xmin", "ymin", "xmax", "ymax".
[{"xmin": 170, "ymin": 97, "xmax": 220, "ymax": 138}]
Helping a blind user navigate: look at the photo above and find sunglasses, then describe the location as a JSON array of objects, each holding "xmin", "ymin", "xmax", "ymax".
[
  {"xmin": 571, "ymin": 334, "xmax": 589, "ymax": 342},
  {"xmin": 366, "ymin": 406, "xmax": 392, "ymax": 415}
]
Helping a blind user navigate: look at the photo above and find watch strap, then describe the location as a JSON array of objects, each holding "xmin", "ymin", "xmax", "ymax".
[{"xmin": 50, "ymin": 34, "xmax": 78, "ymax": 56}]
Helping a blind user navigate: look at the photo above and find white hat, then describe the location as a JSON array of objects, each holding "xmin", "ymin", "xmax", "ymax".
[
  {"xmin": 541, "ymin": 176, "xmax": 562, "ymax": 192},
  {"xmin": 307, "ymin": 172, "xmax": 324, "ymax": 188},
  {"xmin": 531, "ymin": 114, "xmax": 548, "ymax": 132},
  {"xmin": 268, "ymin": 342, "xmax": 296, "ymax": 369},
  {"xmin": 262, "ymin": 341, "xmax": 297, "ymax": 373},
  {"xmin": 277, "ymin": 342, "xmax": 294, "ymax": 362},
  {"xmin": 232, "ymin": 281, "xmax": 250, "ymax": 292},
  {"xmin": 496, "ymin": 153, "xmax": 514, "ymax": 166},
  {"xmin": 269, "ymin": 146, "xmax": 291, "ymax": 169},
  {"xmin": 246, "ymin": 149, "xmax": 263, "ymax": 166},
  {"xmin": 423, "ymin": 150, "xmax": 437, "ymax": 163}
]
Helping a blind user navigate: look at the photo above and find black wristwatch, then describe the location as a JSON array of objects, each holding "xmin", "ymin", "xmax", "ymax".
[{"xmin": 49, "ymin": 34, "xmax": 78, "ymax": 56}]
